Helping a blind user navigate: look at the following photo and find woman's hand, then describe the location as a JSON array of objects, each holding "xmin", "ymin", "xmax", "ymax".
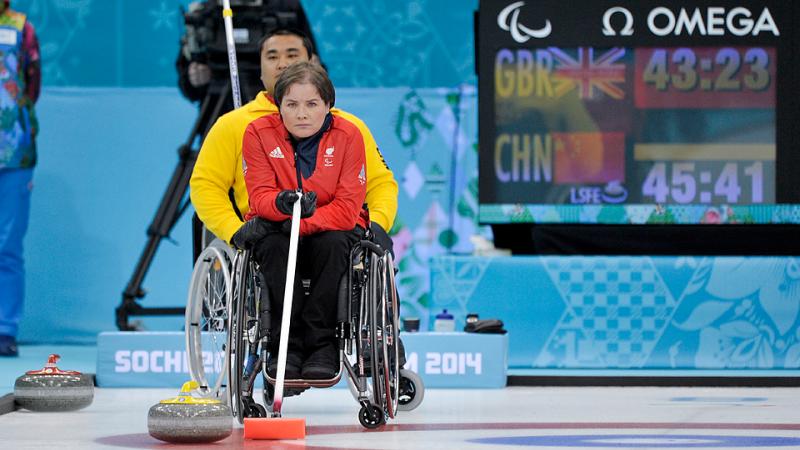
[
  {"xmin": 275, "ymin": 190, "xmax": 299, "ymax": 215},
  {"xmin": 276, "ymin": 190, "xmax": 317, "ymax": 218},
  {"xmin": 231, "ymin": 217, "xmax": 281, "ymax": 250},
  {"xmin": 300, "ymin": 191, "xmax": 317, "ymax": 218}
]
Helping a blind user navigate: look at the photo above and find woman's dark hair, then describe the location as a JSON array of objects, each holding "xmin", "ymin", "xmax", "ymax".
[{"xmin": 273, "ymin": 61, "xmax": 335, "ymax": 108}]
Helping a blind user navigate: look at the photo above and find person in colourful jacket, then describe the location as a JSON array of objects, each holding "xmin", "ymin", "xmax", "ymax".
[
  {"xmin": 189, "ymin": 28, "xmax": 398, "ymax": 253},
  {"xmin": 0, "ymin": 0, "xmax": 40, "ymax": 357},
  {"xmin": 243, "ymin": 61, "xmax": 365, "ymax": 380}
]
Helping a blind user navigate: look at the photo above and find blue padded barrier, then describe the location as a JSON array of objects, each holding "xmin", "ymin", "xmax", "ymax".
[
  {"xmin": 430, "ymin": 255, "xmax": 800, "ymax": 371},
  {"xmin": 96, "ymin": 331, "xmax": 507, "ymax": 388}
]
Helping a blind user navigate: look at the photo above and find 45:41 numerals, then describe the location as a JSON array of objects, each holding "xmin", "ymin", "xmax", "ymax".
[{"xmin": 642, "ymin": 161, "xmax": 764, "ymax": 204}]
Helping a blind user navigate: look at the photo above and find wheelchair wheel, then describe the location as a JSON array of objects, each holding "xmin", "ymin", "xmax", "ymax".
[
  {"xmin": 242, "ymin": 396, "xmax": 267, "ymax": 418},
  {"xmin": 366, "ymin": 253, "xmax": 386, "ymax": 414},
  {"xmin": 398, "ymin": 368, "xmax": 424, "ymax": 411},
  {"xmin": 353, "ymin": 250, "xmax": 398, "ymax": 426},
  {"xmin": 185, "ymin": 240, "xmax": 234, "ymax": 399},
  {"xmin": 378, "ymin": 253, "xmax": 401, "ymax": 419},
  {"xmin": 358, "ymin": 403, "xmax": 385, "ymax": 429},
  {"xmin": 228, "ymin": 250, "xmax": 263, "ymax": 424}
]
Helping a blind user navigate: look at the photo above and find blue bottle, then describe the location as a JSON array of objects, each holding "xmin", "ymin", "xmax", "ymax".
[{"xmin": 434, "ymin": 309, "xmax": 455, "ymax": 332}]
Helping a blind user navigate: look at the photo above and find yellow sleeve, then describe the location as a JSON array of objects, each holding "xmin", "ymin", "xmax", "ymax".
[
  {"xmin": 333, "ymin": 110, "xmax": 399, "ymax": 231},
  {"xmin": 189, "ymin": 117, "xmax": 245, "ymax": 243}
]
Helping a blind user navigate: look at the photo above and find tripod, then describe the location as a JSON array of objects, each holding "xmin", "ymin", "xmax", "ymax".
[{"xmin": 115, "ymin": 80, "xmax": 235, "ymax": 331}]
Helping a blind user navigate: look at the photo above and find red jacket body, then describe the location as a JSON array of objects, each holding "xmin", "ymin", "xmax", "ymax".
[{"xmin": 243, "ymin": 114, "xmax": 367, "ymax": 235}]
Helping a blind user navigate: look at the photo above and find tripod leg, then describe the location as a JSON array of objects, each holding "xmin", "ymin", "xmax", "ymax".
[
  {"xmin": 116, "ymin": 87, "xmax": 231, "ymax": 330},
  {"xmin": 116, "ymin": 146, "xmax": 196, "ymax": 330}
]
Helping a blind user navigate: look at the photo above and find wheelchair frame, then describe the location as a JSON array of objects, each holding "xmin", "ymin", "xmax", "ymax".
[{"xmin": 185, "ymin": 234, "xmax": 424, "ymax": 429}]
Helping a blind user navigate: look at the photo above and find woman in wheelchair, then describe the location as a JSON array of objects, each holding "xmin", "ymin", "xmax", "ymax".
[
  {"xmin": 188, "ymin": 60, "xmax": 423, "ymax": 427},
  {"xmin": 241, "ymin": 61, "xmax": 367, "ymax": 381}
]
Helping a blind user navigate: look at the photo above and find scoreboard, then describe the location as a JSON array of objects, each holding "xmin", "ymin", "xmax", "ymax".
[{"xmin": 477, "ymin": 0, "xmax": 800, "ymax": 224}]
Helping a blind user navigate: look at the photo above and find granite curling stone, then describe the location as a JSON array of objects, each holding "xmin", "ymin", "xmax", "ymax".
[
  {"xmin": 148, "ymin": 380, "xmax": 232, "ymax": 443},
  {"xmin": 14, "ymin": 354, "xmax": 94, "ymax": 412}
]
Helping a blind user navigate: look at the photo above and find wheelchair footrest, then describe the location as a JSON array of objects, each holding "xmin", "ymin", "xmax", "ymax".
[{"xmin": 263, "ymin": 371, "xmax": 343, "ymax": 389}]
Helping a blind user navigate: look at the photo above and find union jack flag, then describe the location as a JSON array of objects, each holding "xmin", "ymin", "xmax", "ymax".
[{"xmin": 550, "ymin": 47, "xmax": 626, "ymax": 100}]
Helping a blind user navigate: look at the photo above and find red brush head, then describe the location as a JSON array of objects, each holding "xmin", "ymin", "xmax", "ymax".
[{"xmin": 243, "ymin": 417, "xmax": 306, "ymax": 440}]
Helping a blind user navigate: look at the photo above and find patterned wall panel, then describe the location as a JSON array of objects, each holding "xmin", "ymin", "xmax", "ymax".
[
  {"xmin": 15, "ymin": 0, "xmax": 189, "ymax": 86},
  {"xmin": 14, "ymin": 0, "xmax": 477, "ymax": 88},
  {"xmin": 340, "ymin": 86, "xmax": 486, "ymax": 325},
  {"xmin": 303, "ymin": 0, "xmax": 477, "ymax": 88}
]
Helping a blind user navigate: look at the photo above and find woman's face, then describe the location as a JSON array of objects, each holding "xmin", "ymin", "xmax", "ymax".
[{"xmin": 280, "ymin": 82, "xmax": 330, "ymax": 139}]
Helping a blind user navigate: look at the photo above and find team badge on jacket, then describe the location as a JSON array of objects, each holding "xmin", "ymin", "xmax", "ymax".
[{"xmin": 324, "ymin": 146, "xmax": 335, "ymax": 167}]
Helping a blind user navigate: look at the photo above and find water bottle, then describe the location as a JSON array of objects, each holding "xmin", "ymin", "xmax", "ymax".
[{"xmin": 433, "ymin": 309, "xmax": 455, "ymax": 332}]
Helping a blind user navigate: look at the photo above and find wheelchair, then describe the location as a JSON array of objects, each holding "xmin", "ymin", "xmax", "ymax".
[{"xmin": 185, "ymin": 229, "xmax": 424, "ymax": 429}]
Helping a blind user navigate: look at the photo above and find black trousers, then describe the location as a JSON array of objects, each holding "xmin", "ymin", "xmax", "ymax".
[{"xmin": 253, "ymin": 229, "xmax": 359, "ymax": 356}]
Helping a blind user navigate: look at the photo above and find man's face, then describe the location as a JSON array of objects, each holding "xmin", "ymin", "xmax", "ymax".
[
  {"xmin": 260, "ymin": 35, "xmax": 310, "ymax": 94},
  {"xmin": 280, "ymin": 82, "xmax": 330, "ymax": 139}
]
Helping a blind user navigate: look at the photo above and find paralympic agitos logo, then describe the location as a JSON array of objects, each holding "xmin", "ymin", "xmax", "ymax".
[{"xmin": 497, "ymin": 1, "xmax": 552, "ymax": 43}]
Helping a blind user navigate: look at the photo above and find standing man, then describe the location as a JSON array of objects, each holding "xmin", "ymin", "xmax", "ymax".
[{"xmin": 0, "ymin": 0, "xmax": 40, "ymax": 357}]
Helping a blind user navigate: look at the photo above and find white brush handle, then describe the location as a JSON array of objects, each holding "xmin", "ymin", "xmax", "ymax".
[
  {"xmin": 272, "ymin": 193, "xmax": 302, "ymax": 415},
  {"xmin": 221, "ymin": 0, "xmax": 242, "ymax": 109}
]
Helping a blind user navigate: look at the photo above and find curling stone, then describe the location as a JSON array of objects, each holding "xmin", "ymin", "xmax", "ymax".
[
  {"xmin": 14, "ymin": 354, "xmax": 94, "ymax": 412},
  {"xmin": 148, "ymin": 380, "xmax": 232, "ymax": 444}
]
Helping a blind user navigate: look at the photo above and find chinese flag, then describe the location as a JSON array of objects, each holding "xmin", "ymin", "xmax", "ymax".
[{"xmin": 553, "ymin": 132, "xmax": 625, "ymax": 184}]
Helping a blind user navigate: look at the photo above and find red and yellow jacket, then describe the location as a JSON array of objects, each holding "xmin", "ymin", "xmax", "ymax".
[
  {"xmin": 190, "ymin": 92, "xmax": 397, "ymax": 244},
  {"xmin": 243, "ymin": 114, "xmax": 367, "ymax": 235}
]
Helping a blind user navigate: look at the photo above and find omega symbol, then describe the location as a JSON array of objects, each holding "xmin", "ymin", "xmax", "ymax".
[{"xmin": 602, "ymin": 6, "xmax": 634, "ymax": 36}]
